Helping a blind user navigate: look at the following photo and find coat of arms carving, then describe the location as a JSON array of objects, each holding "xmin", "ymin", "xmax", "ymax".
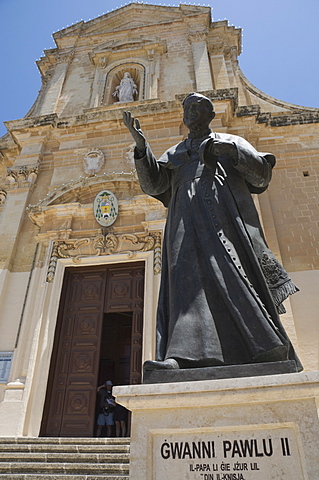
[
  {"xmin": 93, "ymin": 190, "xmax": 118, "ymax": 227},
  {"xmin": 83, "ymin": 148, "xmax": 105, "ymax": 176}
]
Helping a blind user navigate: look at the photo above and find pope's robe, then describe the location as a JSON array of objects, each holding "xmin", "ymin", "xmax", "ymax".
[{"xmin": 134, "ymin": 131, "xmax": 302, "ymax": 369}]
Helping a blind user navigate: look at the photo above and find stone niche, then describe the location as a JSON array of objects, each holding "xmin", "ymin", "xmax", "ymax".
[
  {"xmin": 89, "ymin": 36, "xmax": 167, "ymax": 108},
  {"xmin": 105, "ymin": 63, "xmax": 144, "ymax": 105}
]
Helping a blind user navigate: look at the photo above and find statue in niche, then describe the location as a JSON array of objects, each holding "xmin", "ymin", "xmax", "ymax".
[
  {"xmin": 113, "ymin": 72, "xmax": 138, "ymax": 103},
  {"xmin": 123, "ymin": 92, "xmax": 302, "ymax": 374}
]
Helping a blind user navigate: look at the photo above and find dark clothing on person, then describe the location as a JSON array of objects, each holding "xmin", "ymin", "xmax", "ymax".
[
  {"xmin": 98, "ymin": 388, "xmax": 116, "ymax": 414},
  {"xmin": 135, "ymin": 130, "xmax": 302, "ymax": 370},
  {"xmin": 114, "ymin": 404, "xmax": 128, "ymax": 422}
]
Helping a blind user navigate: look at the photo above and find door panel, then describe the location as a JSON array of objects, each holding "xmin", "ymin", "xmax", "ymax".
[
  {"xmin": 41, "ymin": 263, "xmax": 144, "ymax": 437},
  {"xmin": 41, "ymin": 267, "xmax": 107, "ymax": 437}
]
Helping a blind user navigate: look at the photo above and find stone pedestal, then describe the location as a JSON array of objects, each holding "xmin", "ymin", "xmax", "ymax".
[
  {"xmin": 143, "ymin": 360, "xmax": 298, "ymax": 384},
  {"xmin": 114, "ymin": 371, "xmax": 319, "ymax": 480}
]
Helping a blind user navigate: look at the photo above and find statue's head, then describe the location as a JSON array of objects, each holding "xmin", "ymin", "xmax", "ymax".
[{"xmin": 182, "ymin": 93, "xmax": 215, "ymax": 131}]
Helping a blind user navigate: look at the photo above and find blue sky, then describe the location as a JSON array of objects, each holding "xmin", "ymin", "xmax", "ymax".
[{"xmin": 1, "ymin": 0, "xmax": 319, "ymax": 138}]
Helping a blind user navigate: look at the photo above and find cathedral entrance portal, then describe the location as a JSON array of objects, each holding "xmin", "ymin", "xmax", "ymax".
[{"xmin": 40, "ymin": 262, "xmax": 144, "ymax": 437}]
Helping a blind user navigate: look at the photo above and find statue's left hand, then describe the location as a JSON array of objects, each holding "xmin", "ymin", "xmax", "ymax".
[
  {"xmin": 203, "ymin": 139, "xmax": 237, "ymax": 169},
  {"xmin": 208, "ymin": 139, "xmax": 237, "ymax": 158}
]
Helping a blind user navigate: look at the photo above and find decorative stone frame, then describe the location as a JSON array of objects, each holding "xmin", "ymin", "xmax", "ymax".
[
  {"xmin": 89, "ymin": 36, "xmax": 167, "ymax": 108},
  {"xmin": 19, "ymin": 251, "xmax": 158, "ymax": 436},
  {"xmin": 104, "ymin": 62, "xmax": 146, "ymax": 105}
]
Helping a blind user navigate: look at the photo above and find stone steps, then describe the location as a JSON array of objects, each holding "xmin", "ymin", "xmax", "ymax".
[{"xmin": 0, "ymin": 437, "xmax": 130, "ymax": 479}]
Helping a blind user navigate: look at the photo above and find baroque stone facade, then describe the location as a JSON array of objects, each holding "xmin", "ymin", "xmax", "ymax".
[{"xmin": 0, "ymin": 3, "xmax": 318, "ymax": 437}]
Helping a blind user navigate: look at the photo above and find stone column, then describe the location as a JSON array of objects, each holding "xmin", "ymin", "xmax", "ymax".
[{"xmin": 188, "ymin": 31, "xmax": 213, "ymax": 92}]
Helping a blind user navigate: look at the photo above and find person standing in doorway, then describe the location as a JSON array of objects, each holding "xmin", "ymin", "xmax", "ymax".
[{"xmin": 96, "ymin": 380, "xmax": 116, "ymax": 437}]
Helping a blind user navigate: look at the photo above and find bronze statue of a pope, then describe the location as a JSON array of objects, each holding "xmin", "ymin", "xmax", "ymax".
[{"xmin": 123, "ymin": 93, "xmax": 302, "ymax": 372}]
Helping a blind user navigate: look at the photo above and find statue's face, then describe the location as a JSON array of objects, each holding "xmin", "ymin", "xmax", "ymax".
[{"xmin": 183, "ymin": 98, "xmax": 214, "ymax": 131}]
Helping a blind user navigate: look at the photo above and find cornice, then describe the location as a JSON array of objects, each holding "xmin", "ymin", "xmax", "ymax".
[
  {"xmin": 4, "ymin": 86, "xmax": 318, "ymax": 147},
  {"xmin": 175, "ymin": 88, "xmax": 239, "ymax": 112},
  {"xmin": 4, "ymin": 114, "xmax": 58, "ymax": 132},
  {"xmin": 237, "ymin": 105, "xmax": 319, "ymax": 127},
  {"xmin": 36, "ymin": 48, "xmax": 75, "ymax": 76}
]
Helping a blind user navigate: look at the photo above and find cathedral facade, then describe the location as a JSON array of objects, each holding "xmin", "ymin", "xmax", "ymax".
[{"xmin": 0, "ymin": 3, "xmax": 318, "ymax": 437}]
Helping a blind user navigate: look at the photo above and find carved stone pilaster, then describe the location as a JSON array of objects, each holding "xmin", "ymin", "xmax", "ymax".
[
  {"xmin": 153, "ymin": 232, "xmax": 162, "ymax": 275},
  {"xmin": 188, "ymin": 29, "xmax": 213, "ymax": 92},
  {"xmin": 46, "ymin": 231, "xmax": 162, "ymax": 283},
  {"xmin": 6, "ymin": 164, "xmax": 39, "ymax": 189},
  {"xmin": 46, "ymin": 243, "xmax": 59, "ymax": 283}
]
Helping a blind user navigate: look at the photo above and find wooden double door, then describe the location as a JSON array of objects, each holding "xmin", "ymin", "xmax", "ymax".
[{"xmin": 40, "ymin": 262, "xmax": 144, "ymax": 437}]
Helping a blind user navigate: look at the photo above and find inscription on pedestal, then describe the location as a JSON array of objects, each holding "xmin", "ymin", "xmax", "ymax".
[{"xmin": 153, "ymin": 426, "xmax": 306, "ymax": 480}]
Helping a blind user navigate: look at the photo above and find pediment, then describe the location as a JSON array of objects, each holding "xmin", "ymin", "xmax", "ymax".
[
  {"xmin": 82, "ymin": 7, "xmax": 184, "ymax": 35},
  {"xmin": 53, "ymin": 4, "xmax": 211, "ymax": 41}
]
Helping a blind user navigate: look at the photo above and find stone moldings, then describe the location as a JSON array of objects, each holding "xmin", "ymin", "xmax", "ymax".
[
  {"xmin": 46, "ymin": 231, "xmax": 162, "ymax": 282},
  {"xmin": 89, "ymin": 36, "xmax": 166, "ymax": 107},
  {"xmin": 28, "ymin": 173, "xmax": 140, "ymax": 207}
]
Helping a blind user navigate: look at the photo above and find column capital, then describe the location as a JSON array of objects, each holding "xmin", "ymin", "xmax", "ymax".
[
  {"xmin": 6, "ymin": 163, "xmax": 39, "ymax": 189},
  {"xmin": 188, "ymin": 30, "xmax": 208, "ymax": 43}
]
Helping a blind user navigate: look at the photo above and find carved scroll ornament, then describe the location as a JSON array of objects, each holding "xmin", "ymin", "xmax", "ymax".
[{"xmin": 46, "ymin": 231, "xmax": 162, "ymax": 282}]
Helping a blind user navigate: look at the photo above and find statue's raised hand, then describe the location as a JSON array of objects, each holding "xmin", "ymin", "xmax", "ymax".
[{"xmin": 123, "ymin": 111, "xmax": 146, "ymax": 152}]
